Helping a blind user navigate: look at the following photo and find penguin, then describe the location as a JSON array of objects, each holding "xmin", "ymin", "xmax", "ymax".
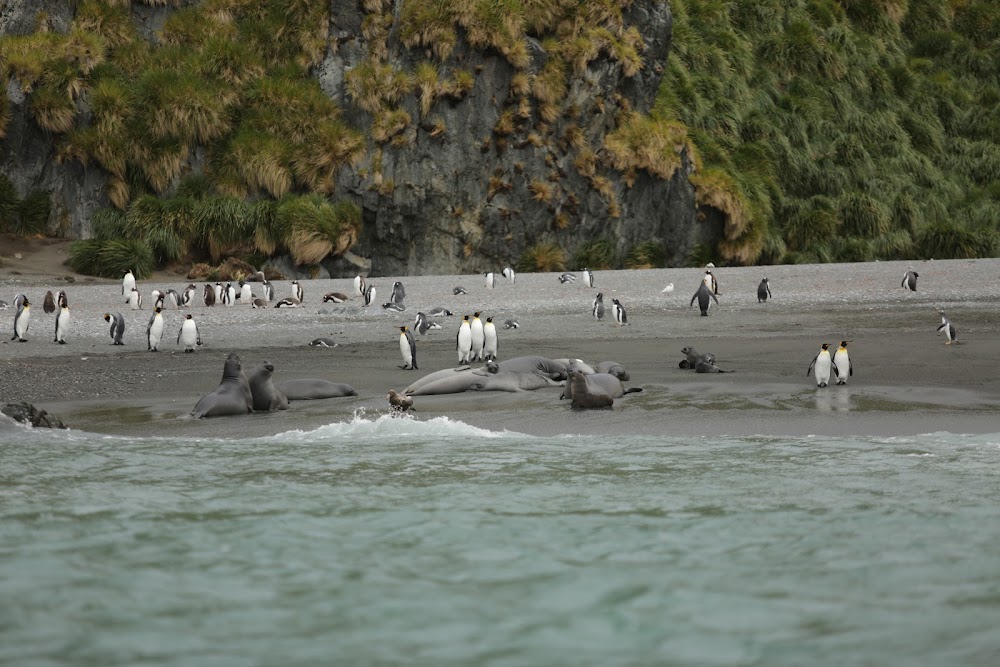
[
  {"xmin": 592, "ymin": 292, "xmax": 605, "ymax": 320},
  {"xmin": 146, "ymin": 307, "xmax": 164, "ymax": 352},
  {"xmin": 453, "ymin": 286, "xmax": 467, "ymax": 295},
  {"xmin": 104, "ymin": 312, "xmax": 125, "ymax": 345},
  {"xmin": 262, "ymin": 279, "xmax": 275, "ymax": 303},
  {"xmin": 427, "ymin": 307, "xmax": 453, "ymax": 317},
  {"xmin": 127, "ymin": 287, "xmax": 142, "ymax": 310},
  {"xmin": 484, "ymin": 272, "xmax": 496, "ymax": 289},
  {"xmin": 902, "ymin": 270, "xmax": 918, "ymax": 292},
  {"xmin": 503, "ymin": 319, "xmax": 519, "ymax": 329},
  {"xmin": 456, "ymin": 315, "xmax": 473, "ymax": 363},
  {"xmin": 181, "ymin": 283, "xmax": 197, "ymax": 307},
  {"xmin": 122, "ymin": 269, "xmax": 135, "ymax": 296},
  {"xmin": 238, "ymin": 281, "xmax": 253, "ymax": 304},
  {"xmin": 661, "ymin": 283, "xmax": 674, "ymax": 294},
  {"xmin": 57, "ymin": 290, "xmax": 68, "ymax": 308},
  {"xmin": 470, "ymin": 312, "xmax": 485, "ymax": 361},
  {"xmin": 0, "ymin": 299, "xmax": 7, "ymax": 310},
  {"xmin": 382, "ymin": 302, "xmax": 406, "ymax": 312},
  {"xmin": 165, "ymin": 289, "xmax": 181, "ymax": 309},
  {"xmin": 354, "ymin": 275, "xmax": 366, "ymax": 299},
  {"xmin": 251, "ymin": 298, "xmax": 269, "ymax": 308},
  {"xmin": 323, "ymin": 292, "xmax": 350, "ymax": 303},
  {"xmin": 806, "ymin": 343, "xmax": 836, "ymax": 388},
  {"xmin": 42, "ymin": 290, "xmax": 56, "ymax": 314},
  {"xmin": 11, "ymin": 297, "xmax": 30, "ymax": 341},
  {"xmin": 414, "ymin": 312, "xmax": 443, "ymax": 335},
  {"xmin": 390, "ymin": 281, "xmax": 405, "ymax": 304},
  {"xmin": 223, "ymin": 282, "xmax": 236, "ymax": 306},
  {"xmin": 398, "ymin": 325, "xmax": 417, "ymax": 370},
  {"xmin": 309, "ymin": 337, "xmax": 338, "ymax": 347},
  {"xmin": 151, "ymin": 289, "xmax": 165, "ymax": 310},
  {"xmin": 703, "ymin": 269, "xmax": 720, "ymax": 295},
  {"xmin": 203, "ymin": 283, "xmax": 216, "ymax": 306},
  {"xmin": 291, "ymin": 280, "xmax": 304, "ymax": 302},
  {"xmin": 611, "ymin": 298, "xmax": 628, "ymax": 325},
  {"xmin": 274, "ymin": 297, "xmax": 301, "ymax": 308},
  {"xmin": 177, "ymin": 313, "xmax": 201, "ymax": 352},
  {"xmin": 483, "ymin": 316, "xmax": 498, "ymax": 361},
  {"xmin": 757, "ymin": 278, "xmax": 772, "ymax": 303},
  {"xmin": 937, "ymin": 311, "xmax": 957, "ymax": 345},
  {"xmin": 363, "ymin": 284, "xmax": 376, "ymax": 307},
  {"xmin": 558, "ymin": 273, "xmax": 576, "ymax": 284},
  {"xmin": 13, "ymin": 294, "xmax": 27, "ymax": 309},
  {"xmin": 582, "ymin": 268, "xmax": 594, "ymax": 288},
  {"xmin": 690, "ymin": 283, "xmax": 719, "ymax": 316},
  {"xmin": 502, "ymin": 266, "xmax": 515, "ymax": 284},
  {"xmin": 53, "ymin": 301, "xmax": 70, "ymax": 344},
  {"xmin": 210, "ymin": 282, "xmax": 222, "ymax": 303},
  {"xmin": 833, "ymin": 341, "xmax": 852, "ymax": 385}
]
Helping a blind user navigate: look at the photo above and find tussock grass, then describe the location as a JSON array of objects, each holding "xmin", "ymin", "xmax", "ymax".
[
  {"xmin": 625, "ymin": 241, "xmax": 667, "ymax": 269},
  {"xmin": 573, "ymin": 238, "xmax": 617, "ymax": 270},
  {"xmin": 518, "ymin": 242, "xmax": 566, "ymax": 272}
]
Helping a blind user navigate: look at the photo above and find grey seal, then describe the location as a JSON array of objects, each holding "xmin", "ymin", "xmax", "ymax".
[
  {"xmin": 276, "ymin": 379, "xmax": 358, "ymax": 400},
  {"xmin": 190, "ymin": 353, "xmax": 254, "ymax": 418},
  {"xmin": 568, "ymin": 372, "xmax": 614, "ymax": 409},
  {"xmin": 248, "ymin": 361, "xmax": 289, "ymax": 411}
]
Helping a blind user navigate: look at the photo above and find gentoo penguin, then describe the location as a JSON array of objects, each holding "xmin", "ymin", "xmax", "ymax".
[
  {"xmin": 151, "ymin": 289, "xmax": 165, "ymax": 310},
  {"xmin": 127, "ymin": 287, "xmax": 142, "ymax": 310},
  {"xmin": 690, "ymin": 283, "xmax": 719, "ymax": 316},
  {"xmin": 592, "ymin": 292, "xmax": 605, "ymax": 320},
  {"xmin": 453, "ymin": 286, "xmax": 467, "ymax": 295},
  {"xmin": 483, "ymin": 316, "xmax": 498, "ymax": 361},
  {"xmin": 291, "ymin": 280, "xmax": 304, "ymax": 302},
  {"xmin": 238, "ymin": 281, "xmax": 253, "ymax": 304},
  {"xmin": 661, "ymin": 283, "xmax": 674, "ymax": 294},
  {"xmin": 382, "ymin": 302, "xmax": 405, "ymax": 312},
  {"xmin": 11, "ymin": 296, "xmax": 30, "ymax": 341},
  {"xmin": 833, "ymin": 341, "xmax": 852, "ymax": 385},
  {"xmin": 456, "ymin": 315, "xmax": 473, "ymax": 363},
  {"xmin": 354, "ymin": 275, "xmax": 366, "ymax": 298},
  {"xmin": 251, "ymin": 297, "xmax": 269, "ymax": 308},
  {"xmin": 104, "ymin": 312, "xmax": 125, "ymax": 345},
  {"xmin": 203, "ymin": 283, "xmax": 216, "ymax": 306},
  {"xmin": 43, "ymin": 290, "xmax": 56, "ymax": 314},
  {"xmin": 274, "ymin": 297, "xmax": 301, "ymax": 308},
  {"xmin": 582, "ymin": 268, "xmax": 594, "ymax": 288},
  {"xmin": 146, "ymin": 307, "xmax": 164, "ymax": 352},
  {"xmin": 902, "ymin": 270, "xmax": 918, "ymax": 292},
  {"xmin": 387, "ymin": 390, "xmax": 414, "ymax": 413},
  {"xmin": 181, "ymin": 283, "xmax": 197, "ymax": 307},
  {"xmin": 212, "ymin": 282, "xmax": 223, "ymax": 303},
  {"xmin": 223, "ymin": 282, "xmax": 236, "ymax": 306},
  {"xmin": 806, "ymin": 343, "xmax": 835, "ymax": 387},
  {"xmin": 503, "ymin": 318, "xmax": 519, "ymax": 329},
  {"xmin": 122, "ymin": 269, "xmax": 136, "ymax": 296},
  {"xmin": 57, "ymin": 290, "xmax": 68, "ymax": 308},
  {"xmin": 390, "ymin": 281, "xmax": 405, "ymax": 304},
  {"xmin": 165, "ymin": 289, "xmax": 181, "ymax": 309},
  {"xmin": 262, "ymin": 279, "xmax": 275, "ymax": 303},
  {"xmin": 558, "ymin": 273, "xmax": 576, "ymax": 284},
  {"xmin": 937, "ymin": 311, "xmax": 957, "ymax": 345},
  {"xmin": 484, "ymin": 272, "xmax": 496, "ymax": 289},
  {"xmin": 0, "ymin": 299, "xmax": 7, "ymax": 310},
  {"xmin": 703, "ymin": 269, "xmax": 720, "ymax": 295},
  {"xmin": 427, "ymin": 307, "xmax": 453, "ymax": 317},
  {"xmin": 611, "ymin": 298, "xmax": 628, "ymax": 325},
  {"xmin": 54, "ymin": 301, "xmax": 70, "ymax": 344},
  {"xmin": 398, "ymin": 325, "xmax": 417, "ymax": 370},
  {"xmin": 757, "ymin": 278, "xmax": 772, "ymax": 303},
  {"xmin": 309, "ymin": 337, "xmax": 338, "ymax": 347},
  {"xmin": 502, "ymin": 266, "xmax": 515, "ymax": 284},
  {"xmin": 363, "ymin": 284, "xmax": 376, "ymax": 307},
  {"xmin": 470, "ymin": 312, "xmax": 485, "ymax": 361},
  {"xmin": 323, "ymin": 292, "xmax": 349, "ymax": 303},
  {"xmin": 177, "ymin": 313, "xmax": 201, "ymax": 352}
]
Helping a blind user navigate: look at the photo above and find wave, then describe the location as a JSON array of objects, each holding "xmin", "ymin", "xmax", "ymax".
[{"xmin": 267, "ymin": 410, "xmax": 522, "ymax": 443}]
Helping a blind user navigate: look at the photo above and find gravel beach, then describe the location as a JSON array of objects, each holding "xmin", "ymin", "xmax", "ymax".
[{"xmin": 2, "ymin": 258, "xmax": 1000, "ymax": 438}]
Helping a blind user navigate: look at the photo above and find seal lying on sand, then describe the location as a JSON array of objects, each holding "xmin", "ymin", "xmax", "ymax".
[
  {"xmin": 560, "ymin": 372, "xmax": 642, "ymax": 400},
  {"xmin": 568, "ymin": 372, "xmax": 614, "ymax": 409},
  {"xmin": 248, "ymin": 361, "xmax": 289, "ymax": 411},
  {"xmin": 190, "ymin": 353, "xmax": 253, "ymax": 418},
  {"xmin": 497, "ymin": 356, "xmax": 567, "ymax": 380},
  {"xmin": 276, "ymin": 379, "xmax": 357, "ymax": 400},
  {"xmin": 595, "ymin": 361, "xmax": 630, "ymax": 381},
  {"xmin": 467, "ymin": 371, "xmax": 562, "ymax": 393}
]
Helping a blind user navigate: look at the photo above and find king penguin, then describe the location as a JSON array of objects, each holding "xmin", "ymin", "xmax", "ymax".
[
  {"xmin": 483, "ymin": 316, "xmax": 498, "ymax": 361},
  {"xmin": 43, "ymin": 290, "xmax": 56, "ymax": 314},
  {"xmin": 937, "ymin": 311, "xmax": 957, "ymax": 345},
  {"xmin": 203, "ymin": 283, "xmax": 216, "ymax": 307},
  {"xmin": 391, "ymin": 281, "xmax": 406, "ymax": 304},
  {"xmin": 757, "ymin": 278, "xmax": 772, "ymax": 303},
  {"xmin": 177, "ymin": 313, "xmax": 201, "ymax": 352},
  {"xmin": 147, "ymin": 307, "xmax": 164, "ymax": 352},
  {"xmin": 54, "ymin": 300, "xmax": 70, "ymax": 344},
  {"xmin": 902, "ymin": 270, "xmax": 918, "ymax": 292},
  {"xmin": 807, "ymin": 343, "xmax": 836, "ymax": 388},
  {"xmin": 690, "ymin": 283, "xmax": 719, "ymax": 316},
  {"xmin": 122, "ymin": 269, "xmax": 136, "ymax": 296},
  {"xmin": 611, "ymin": 298, "xmax": 628, "ymax": 325},
  {"xmin": 104, "ymin": 312, "xmax": 125, "ymax": 345},
  {"xmin": 470, "ymin": 312, "xmax": 485, "ymax": 361},
  {"xmin": 456, "ymin": 315, "xmax": 473, "ymax": 363},
  {"xmin": 592, "ymin": 292, "xmax": 605, "ymax": 320},
  {"xmin": 398, "ymin": 325, "xmax": 417, "ymax": 370},
  {"xmin": 11, "ymin": 296, "xmax": 30, "ymax": 341},
  {"xmin": 833, "ymin": 341, "xmax": 852, "ymax": 385}
]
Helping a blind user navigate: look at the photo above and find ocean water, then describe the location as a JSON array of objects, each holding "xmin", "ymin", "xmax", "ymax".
[{"xmin": 2, "ymin": 414, "xmax": 999, "ymax": 667}]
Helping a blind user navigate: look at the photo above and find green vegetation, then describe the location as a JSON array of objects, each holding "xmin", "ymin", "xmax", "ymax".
[
  {"xmin": 0, "ymin": 174, "xmax": 51, "ymax": 236},
  {"xmin": 626, "ymin": 240, "xmax": 668, "ymax": 269},
  {"xmin": 68, "ymin": 239, "xmax": 155, "ymax": 279},
  {"xmin": 518, "ymin": 242, "xmax": 566, "ymax": 272},
  {"xmin": 572, "ymin": 238, "xmax": 617, "ymax": 270}
]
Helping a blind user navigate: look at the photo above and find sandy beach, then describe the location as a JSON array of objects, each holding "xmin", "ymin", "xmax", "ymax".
[{"xmin": 2, "ymin": 245, "xmax": 1000, "ymax": 438}]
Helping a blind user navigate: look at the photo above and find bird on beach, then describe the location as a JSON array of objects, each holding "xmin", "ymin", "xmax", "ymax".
[
  {"xmin": 661, "ymin": 283, "xmax": 674, "ymax": 294},
  {"xmin": 806, "ymin": 343, "xmax": 836, "ymax": 388},
  {"xmin": 203, "ymin": 283, "xmax": 216, "ymax": 307},
  {"xmin": 592, "ymin": 292, "xmax": 605, "ymax": 320},
  {"xmin": 323, "ymin": 292, "xmax": 350, "ymax": 303},
  {"xmin": 363, "ymin": 284, "xmax": 376, "ymax": 307},
  {"xmin": 177, "ymin": 314, "xmax": 202, "ymax": 352},
  {"xmin": 11, "ymin": 296, "xmax": 30, "ymax": 341},
  {"xmin": 936, "ymin": 311, "xmax": 957, "ymax": 345},
  {"xmin": 122, "ymin": 269, "xmax": 135, "ymax": 296},
  {"xmin": 582, "ymin": 268, "xmax": 594, "ymax": 288},
  {"xmin": 398, "ymin": 325, "xmax": 417, "ymax": 370},
  {"xmin": 453, "ymin": 286, "xmax": 468, "ymax": 295},
  {"xmin": 502, "ymin": 267, "xmax": 515, "ymax": 284},
  {"xmin": 427, "ymin": 307, "xmax": 453, "ymax": 317},
  {"xmin": 292, "ymin": 280, "xmax": 304, "ymax": 302},
  {"xmin": 483, "ymin": 316, "xmax": 498, "ymax": 361},
  {"xmin": 503, "ymin": 319, "xmax": 519, "ymax": 329},
  {"xmin": 690, "ymin": 282, "xmax": 719, "ymax": 316},
  {"xmin": 703, "ymin": 269, "xmax": 720, "ymax": 295},
  {"xmin": 390, "ymin": 281, "xmax": 406, "ymax": 304},
  {"xmin": 484, "ymin": 272, "xmax": 496, "ymax": 289},
  {"xmin": 611, "ymin": 298, "xmax": 628, "ymax": 326},
  {"xmin": 833, "ymin": 341, "xmax": 852, "ymax": 385},
  {"xmin": 354, "ymin": 275, "xmax": 366, "ymax": 298},
  {"xmin": 104, "ymin": 312, "xmax": 125, "ymax": 345},
  {"xmin": 43, "ymin": 290, "xmax": 56, "ymax": 314},
  {"xmin": 146, "ymin": 307, "xmax": 164, "ymax": 351},
  {"xmin": 558, "ymin": 273, "xmax": 576, "ymax": 284},
  {"xmin": 127, "ymin": 287, "xmax": 142, "ymax": 310},
  {"xmin": 151, "ymin": 289, "xmax": 165, "ymax": 310},
  {"xmin": 182, "ymin": 284, "xmax": 197, "ymax": 307},
  {"xmin": 757, "ymin": 278, "xmax": 772, "ymax": 303},
  {"xmin": 457, "ymin": 315, "xmax": 473, "ymax": 363},
  {"xmin": 53, "ymin": 300, "xmax": 70, "ymax": 344},
  {"xmin": 383, "ymin": 302, "xmax": 405, "ymax": 312},
  {"xmin": 902, "ymin": 270, "xmax": 919, "ymax": 292},
  {"xmin": 470, "ymin": 312, "xmax": 485, "ymax": 361}
]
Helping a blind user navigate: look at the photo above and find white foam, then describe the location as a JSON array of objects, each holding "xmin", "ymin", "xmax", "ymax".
[{"xmin": 268, "ymin": 410, "xmax": 520, "ymax": 442}]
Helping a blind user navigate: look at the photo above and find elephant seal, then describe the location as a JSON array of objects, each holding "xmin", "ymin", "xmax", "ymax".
[
  {"xmin": 467, "ymin": 372, "xmax": 562, "ymax": 393},
  {"xmin": 595, "ymin": 361, "xmax": 630, "ymax": 381},
  {"xmin": 407, "ymin": 369, "xmax": 489, "ymax": 396},
  {"xmin": 276, "ymin": 379, "xmax": 357, "ymax": 400},
  {"xmin": 554, "ymin": 358, "xmax": 597, "ymax": 375},
  {"xmin": 248, "ymin": 361, "xmax": 289, "ymax": 411},
  {"xmin": 497, "ymin": 356, "xmax": 567, "ymax": 380},
  {"xmin": 560, "ymin": 372, "xmax": 642, "ymax": 400},
  {"xmin": 568, "ymin": 372, "xmax": 614, "ymax": 409},
  {"xmin": 190, "ymin": 353, "xmax": 254, "ymax": 418},
  {"xmin": 404, "ymin": 365, "xmax": 475, "ymax": 395},
  {"xmin": 695, "ymin": 359, "xmax": 732, "ymax": 373}
]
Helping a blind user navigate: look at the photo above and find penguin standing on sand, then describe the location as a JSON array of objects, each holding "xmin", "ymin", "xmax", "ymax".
[
  {"xmin": 165, "ymin": 289, "xmax": 181, "ymax": 309},
  {"xmin": 104, "ymin": 312, "xmax": 125, "ymax": 345},
  {"xmin": 122, "ymin": 269, "xmax": 136, "ymax": 296},
  {"xmin": 146, "ymin": 307, "xmax": 164, "ymax": 352},
  {"xmin": 127, "ymin": 287, "xmax": 142, "ymax": 310},
  {"xmin": 833, "ymin": 341, "xmax": 852, "ymax": 385},
  {"xmin": 363, "ymin": 283, "xmax": 376, "ymax": 307},
  {"xmin": 398, "ymin": 325, "xmax": 417, "ymax": 370},
  {"xmin": 177, "ymin": 313, "xmax": 202, "ymax": 352},
  {"xmin": 661, "ymin": 283, "xmax": 674, "ymax": 294},
  {"xmin": 502, "ymin": 267, "xmax": 515, "ymax": 284},
  {"xmin": 354, "ymin": 275, "xmax": 366, "ymax": 299},
  {"xmin": 690, "ymin": 283, "xmax": 719, "ymax": 316},
  {"xmin": 456, "ymin": 315, "xmax": 473, "ymax": 363},
  {"xmin": 483, "ymin": 316, "xmax": 498, "ymax": 361},
  {"xmin": 391, "ymin": 281, "xmax": 406, "ymax": 304},
  {"xmin": 151, "ymin": 289, "xmax": 164, "ymax": 310},
  {"xmin": 611, "ymin": 298, "xmax": 628, "ymax": 326},
  {"xmin": 238, "ymin": 281, "xmax": 253, "ymax": 304},
  {"xmin": 592, "ymin": 292, "xmax": 605, "ymax": 320},
  {"xmin": 54, "ymin": 299, "xmax": 70, "ymax": 344},
  {"xmin": 291, "ymin": 280, "xmax": 304, "ymax": 302},
  {"xmin": 807, "ymin": 343, "xmax": 836, "ymax": 388},
  {"xmin": 703, "ymin": 269, "xmax": 720, "ymax": 295},
  {"xmin": 181, "ymin": 283, "xmax": 197, "ymax": 307},
  {"xmin": 484, "ymin": 272, "xmax": 496, "ymax": 289},
  {"xmin": 582, "ymin": 268, "xmax": 594, "ymax": 288},
  {"xmin": 937, "ymin": 311, "xmax": 958, "ymax": 344},
  {"xmin": 757, "ymin": 278, "xmax": 772, "ymax": 303},
  {"xmin": 213, "ymin": 282, "xmax": 223, "ymax": 303},
  {"xmin": 43, "ymin": 290, "xmax": 56, "ymax": 314},
  {"xmin": 470, "ymin": 312, "xmax": 485, "ymax": 361},
  {"xmin": 262, "ymin": 279, "xmax": 275, "ymax": 303},
  {"xmin": 11, "ymin": 297, "xmax": 30, "ymax": 341},
  {"xmin": 203, "ymin": 283, "xmax": 216, "ymax": 307},
  {"xmin": 902, "ymin": 270, "xmax": 918, "ymax": 291}
]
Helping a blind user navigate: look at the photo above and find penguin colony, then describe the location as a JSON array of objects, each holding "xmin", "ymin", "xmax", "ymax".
[{"xmin": 3, "ymin": 262, "xmax": 964, "ymax": 416}]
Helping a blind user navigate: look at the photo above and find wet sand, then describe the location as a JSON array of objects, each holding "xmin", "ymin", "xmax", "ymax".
[{"xmin": 2, "ymin": 258, "xmax": 1000, "ymax": 438}]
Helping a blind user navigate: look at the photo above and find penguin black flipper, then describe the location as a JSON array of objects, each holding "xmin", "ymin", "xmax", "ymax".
[
  {"xmin": 849, "ymin": 359, "xmax": 853, "ymax": 376},
  {"xmin": 623, "ymin": 388, "xmax": 643, "ymax": 394},
  {"xmin": 807, "ymin": 354, "xmax": 819, "ymax": 376},
  {"xmin": 831, "ymin": 361, "xmax": 840, "ymax": 377}
]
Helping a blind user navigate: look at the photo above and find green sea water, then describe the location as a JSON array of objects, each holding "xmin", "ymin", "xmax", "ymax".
[{"xmin": 2, "ymin": 414, "xmax": 999, "ymax": 666}]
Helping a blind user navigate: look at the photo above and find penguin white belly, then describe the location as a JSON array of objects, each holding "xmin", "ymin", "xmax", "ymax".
[
  {"xmin": 399, "ymin": 334, "xmax": 413, "ymax": 368},
  {"xmin": 833, "ymin": 350, "xmax": 850, "ymax": 384},
  {"xmin": 15, "ymin": 308, "xmax": 30, "ymax": 339},
  {"xmin": 240, "ymin": 285, "xmax": 253, "ymax": 302},
  {"xmin": 55, "ymin": 308, "xmax": 70, "ymax": 343},
  {"xmin": 225, "ymin": 287, "xmax": 236, "ymax": 306},
  {"xmin": 483, "ymin": 326, "xmax": 498, "ymax": 361},
  {"xmin": 471, "ymin": 322, "xmax": 485, "ymax": 361},
  {"xmin": 457, "ymin": 326, "xmax": 472, "ymax": 363},
  {"xmin": 128, "ymin": 292, "xmax": 140, "ymax": 309},
  {"xmin": 148, "ymin": 318, "xmax": 164, "ymax": 351},
  {"xmin": 180, "ymin": 322, "xmax": 198, "ymax": 351},
  {"xmin": 814, "ymin": 354, "xmax": 832, "ymax": 387}
]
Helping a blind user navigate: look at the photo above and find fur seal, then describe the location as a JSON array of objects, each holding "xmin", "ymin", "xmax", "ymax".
[
  {"xmin": 247, "ymin": 361, "xmax": 289, "ymax": 411},
  {"xmin": 190, "ymin": 353, "xmax": 254, "ymax": 418},
  {"xmin": 275, "ymin": 379, "xmax": 357, "ymax": 400},
  {"xmin": 387, "ymin": 390, "xmax": 414, "ymax": 413},
  {"xmin": 695, "ymin": 359, "xmax": 731, "ymax": 373}
]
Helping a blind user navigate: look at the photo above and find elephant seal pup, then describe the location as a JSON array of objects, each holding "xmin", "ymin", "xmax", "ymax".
[
  {"xmin": 497, "ymin": 356, "xmax": 568, "ymax": 380},
  {"xmin": 468, "ymin": 372, "xmax": 562, "ymax": 393},
  {"xmin": 248, "ymin": 361, "xmax": 289, "ymax": 411},
  {"xmin": 190, "ymin": 353, "xmax": 254, "ymax": 418},
  {"xmin": 276, "ymin": 379, "xmax": 357, "ymax": 400},
  {"xmin": 560, "ymin": 372, "xmax": 642, "ymax": 400},
  {"xmin": 554, "ymin": 358, "xmax": 597, "ymax": 375},
  {"xmin": 695, "ymin": 358, "xmax": 732, "ymax": 373},
  {"xmin": 569, "ymin": 372, "xmax": 614, "ymax": 409},
  {"xmin": 595, "ymin": 361, "xmax": 630, "ymax": 381}
]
